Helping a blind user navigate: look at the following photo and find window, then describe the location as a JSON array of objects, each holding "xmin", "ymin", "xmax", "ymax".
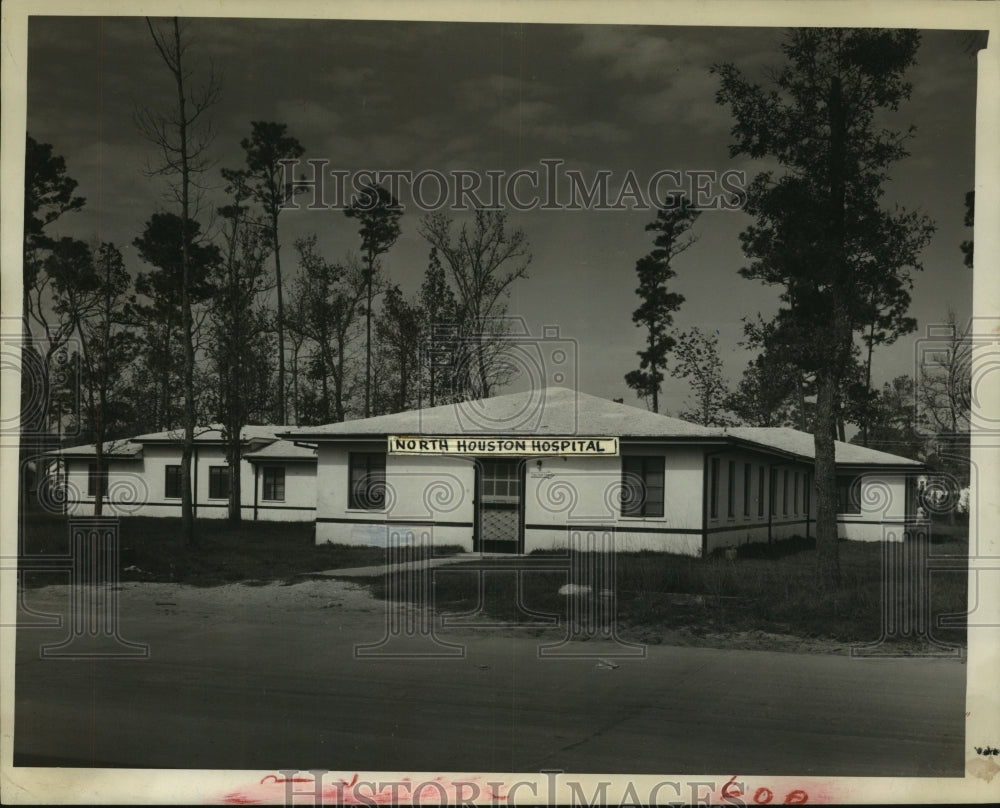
[
  {"xmin": 481, "ymin": 460, "xmax": 520, "ymax": 497},
  {"xmin": 209, "ymin": 466, "xmax": 230, "ymax": 499},
  {"xmin": 782, "ymin": 470, "xmax": 789, "ymax": 515},
  {"xmin": 349, "ymin": 452, "xmax": 386, "ymax": 510},
  {"xmin": 262, "ymin": 467, "xmax": 285, "ymax": 501},
  {"xmin": 87, "ymin": 463, "xmax": 108, "ymax": 498},
  {"xmin": 804, "ymin": 473, "xmax": 811, "ymax": 515},
  {"xmin": 743, "ymin": 463, "xmax": 751, "ymax": 517},
  {"xmin": 758, "ymin": 465, "xmax": 765, "ymax": 517},
  {"xmin": 621, "ymin": 456, "xmax": 665, "ymax": 518},
  {"xmin": 769, "ymin": 469, "xmax": 778, "ymax": 516},
  {"xmin": 793, "ymin": 472, "xmax": 800, "ymax": 515},
  {"xmin": 165, "ymin": 465, "xmax": 181, "ymax": 499},
  {"xmin": 727, "ymin": 461, "xmax": 736, "ymax": 518},
  {"xmin": 709, "ymin": 458, "xmax": 720, "ymax": 519},
  {"xmin": 837, "ymin": 475, "xmax": 862, "ymax": 515}
]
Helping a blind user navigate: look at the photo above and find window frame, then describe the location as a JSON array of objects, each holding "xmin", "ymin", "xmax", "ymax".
[
  {"xmin": 164, "ymin": 464, "xmax": 182, "ymax": 499},
  {"xmin": 743, "ymin": 463, "xmax": 751, "ymax": 517},
  {"xmin": 262, "ymin": 466, "xmax": 286, "ymax": 502},
  {"xmin": 87, "ymin": 463, "xmax": 108, "ymax": 499},
  {"xmin": 208, "ymin": 465, "xmax": 230, "ymax": 500},
  {"xmin": 709, "ymin": 457, "xmax": 720, "ymax": 519},
  {"xmin": 727, "ymin": 460, "xmax": 736, "ymax": 518},
  {"xmin": 758, "ymin": 465, "xmax": 765, "ymax": 517},
  {"xmin": 349, "ymin": 452, "xmax": 387, "ymax": 511},
  {"xmin": 621, "ymin": 455, "xmax": 665, "ymax": 518},
  {"xmin": 837, "ymin": 474, "xmax": 863, "ymax": 515}
]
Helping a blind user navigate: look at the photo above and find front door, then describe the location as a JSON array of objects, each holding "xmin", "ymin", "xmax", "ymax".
[{"xmin": 477, "ymin": 458, "xmax": 523, "ymax": 553}]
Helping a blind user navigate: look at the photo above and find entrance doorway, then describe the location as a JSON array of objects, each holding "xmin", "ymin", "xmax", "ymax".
[{"xmin": 476, "ymin": 458, "xmax": 523, "ymax": 553}]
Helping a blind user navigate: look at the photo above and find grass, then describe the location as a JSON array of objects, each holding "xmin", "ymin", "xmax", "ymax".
[
  {"xmin": 18, "ymin": 508, "xmax": 460, "ymax": 588},
  {"xmin": 363, "ymin": 533, "xmax": 970, "ymax": 648},
  {"xmin": 18, "ymin": 508, "xmax": 970, "ymax": 648}
]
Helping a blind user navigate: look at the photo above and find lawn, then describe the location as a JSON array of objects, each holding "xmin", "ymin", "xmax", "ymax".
[
  {"xmin": 18, "ymin": 509, "xmax": 969, "ymax": 648},
  {"xmin": 361, "ymin": 532, "xmax": 970, "ymax": 648},
  {"xmin": 18, "ymin": 509, "xmax": 458, "ymax": 588}
]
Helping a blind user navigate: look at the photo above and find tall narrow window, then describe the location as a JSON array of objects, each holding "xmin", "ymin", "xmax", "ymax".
[
  {"xmin": 164, "ymin": 465, "xmax": 182, "ymax": 499},
  {"xmin": 87, "ymin": 463, "xmax": 108, "ymax": 498},
  {"xmin": 782, "ymin": 470, "xmax": 789, "ymax": 515},
  {"xmin": 758, "ymin": 465, "xmax": 765, "ymax": 517},
  {"xmin": 743, "ymin": 463, "xmax": 751, "ymax": 516},
  {"xmin": 621, "ymin": 456, "xmax": 665, "ymax": 517},
  {"xmin": 837, "ymin": 475, "xmax": 862, "ymax": 515},
  {"xmin": 349, "ymin": 452, "xmax": 386, "ymax": 510},
  {"xmin": 804, "ymin": 473, "xmax": 811, "ymax": 515},
  {"xmin": 770, "ymin": 469, "xmax": 778, "ymax": 516},
  {"xmin": 209, "ymin": 466, "xmax": 230, "ymax": 499},
  {"xmin": 793, "ymin": 472, "xmax": 800, "ymax": 515},
  {"xmin": 263, "ymin": 467, "xmax": 285, "ymax": 501},
  {"xmin": 710, "ymin": 458, "xmax": 720, "ymax": 519},
  {"xmin": 727, "ymin": 460, "xmax": 736, "ymax": 518}
]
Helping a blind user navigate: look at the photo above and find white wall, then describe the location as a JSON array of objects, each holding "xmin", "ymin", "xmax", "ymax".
[
  {"xmin": 700, "ymin": 448, "xmax": 814, "ymax": 553},
  {"xmin": 250, "ymin": 461, "xmax": 317, "ymax": 521},
  {"xmin": 837, "ymin": 471, "xmax": 910, "ymax": 542},
  {"xmin": 522, "ymin": 447, "xmax": 704, "ymax": 555},
  {"xmin": 314, "ymin": 443, "xmax": 476, "ymax": 549},
  {"xmin": 60, "ymin": 444, "xmax": 316, "ymax": 521}
]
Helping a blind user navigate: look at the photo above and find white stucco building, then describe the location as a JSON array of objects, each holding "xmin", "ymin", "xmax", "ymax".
[
  {"xmin": 281, "ymin": 387, "xmax": 923, "ymax": 555},
  {"xmin": 47, "ymin": 426, "xmax": 317, "ymax": 521}
]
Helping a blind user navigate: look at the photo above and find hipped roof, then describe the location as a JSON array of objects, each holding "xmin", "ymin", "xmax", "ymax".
[{"xmin": 282, "ymin": 387, "xmax": 920, "ymax": 468}]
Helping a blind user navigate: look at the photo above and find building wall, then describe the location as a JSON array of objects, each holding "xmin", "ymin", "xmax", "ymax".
[
  {"xmin": 522, "ymin": 447, "xmax": 705, "ymax": 555},
  {"xmin": 249, "ymin": 462, "xmax": 317, "ymax": 521},
  {"xmin": 61, "ymin": 445, "xmax": 316, "ymax": 521},
  {"xmin": 314, "ymin": 443, "xmax": 477, "ymax": 549},
  {"xmin": 702, "ymin": 448, "xmax": 814, "ymax": 554},
  {"xmin": 837, "ymin": 471, "xmax": 910, "ymax": 542},
  {"xmin": 62, "ymin": 459, "xmax": 147, "ymax": 517}
]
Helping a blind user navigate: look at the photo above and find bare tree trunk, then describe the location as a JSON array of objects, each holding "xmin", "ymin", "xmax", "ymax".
[
  {"xmin": 814, "ymin": 371, "xmax": 841, "ymax": 584},
  {"xmin": 273, "ymin": 208, "xmax": 286, "ymax": 425}
]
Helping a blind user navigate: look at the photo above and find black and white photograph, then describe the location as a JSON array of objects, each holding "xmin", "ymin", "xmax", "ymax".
[{"xmin": 2, "ymin": 0, "xmax": 998, "ymax": 804}]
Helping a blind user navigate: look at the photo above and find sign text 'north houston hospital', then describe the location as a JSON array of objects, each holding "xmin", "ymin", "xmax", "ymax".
[{"xmin": 388, "ymin": 436, "xmax": 619, "ymax": 456}]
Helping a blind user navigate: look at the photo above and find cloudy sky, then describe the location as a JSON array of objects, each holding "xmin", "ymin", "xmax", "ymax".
[{"xmin": 23, "ymin": 15, "xmax": 980, "ymax": 413}]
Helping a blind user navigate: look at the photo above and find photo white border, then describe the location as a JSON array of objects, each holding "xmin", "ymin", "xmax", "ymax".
[{"xmin": 2, "ymin": 0, "xmax": 998, "ymax": 804}]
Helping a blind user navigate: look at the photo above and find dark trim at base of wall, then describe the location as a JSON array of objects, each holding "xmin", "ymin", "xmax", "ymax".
[
  {"xmin": 705, "ymin": 518, "xmax": 808, "ymax": 535},
  {"xmin": 523, "ymin": 523, "xmax": 696, "ymax": 536},
  {"xmin": 317, "ymin": 517, "xmax": 474, "ymax": 529},
  {"xmin": 65, "ymin": 500, "xmax": 315, "ymax": 512}
]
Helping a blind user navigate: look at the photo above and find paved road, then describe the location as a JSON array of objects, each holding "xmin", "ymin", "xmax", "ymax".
[{"xmin": 13, "ymin": 584, "xmax": 966, "ymax": 776}]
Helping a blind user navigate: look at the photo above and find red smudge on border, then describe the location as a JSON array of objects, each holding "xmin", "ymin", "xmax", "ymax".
[
  {"xmin": 717, "ymin": 774, "xmax": 841, "ymax": 805},
  {"xmin": 220, "ymin": 773, "xmax": 505, "ymax": 805}
]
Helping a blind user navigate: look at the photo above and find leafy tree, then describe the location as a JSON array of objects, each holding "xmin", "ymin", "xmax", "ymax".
[
  {"xmin": 23, "ymin": 135, "xmax": 86, "ymax": 302},
  {"xmin": 918, "ymin": 310, "xmax": 970, "ymax": 487},
  {"xmin": 716, "ymin": 28, "xmax": 934, "ymax": 583},
  {"xmin": 851, "ymin": 374, "xmax": 924, "ymax": 461},
  {"xmin": 961, "ymin": 190, "xmax": 974, "ymax": 269},
  {"xmin": 670, "ymin": 327, "xmax": 731, "ymax": 426},
  {"xmin": 210, "ymin": 177, "xmax": 275, "ymax": 522},
  {"xmin": 136, "ymin": 16, "xmax": 221, "ymax": 545},
  {"xmin": 290, "ymin": 237, "xmax": 367, "ymax": 423},
  {"xmin": 376, "ymin": 285, "xmax": 423, "ymax": 413},
  {"xmin": 624, "ymin": 194, "xmax": 699, "ymax": 413},
  {"xmin": 22, "ymin": 137, "xmax": 86, "ymax": 443},
  {"xmin": 228, "ymin": 121, "xmax": 305, "ymax": 424},
  {"xmin": 132, "ymin": 213, "xmax": 219, "ymax": 431},
  {"xmin": 419, "ymin": 209, "xmax": 531, "ymax": 399},
  {"xmin": 51, "ymin": 244, "xmax": 136, "ymax": 515},
  {"xmin": 418, "ymin": 247, "xmax": 459, "ymax": 407},
  {"xmin": 345, "ymin": 183, "xmax": 403, "ymax": 417}
]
